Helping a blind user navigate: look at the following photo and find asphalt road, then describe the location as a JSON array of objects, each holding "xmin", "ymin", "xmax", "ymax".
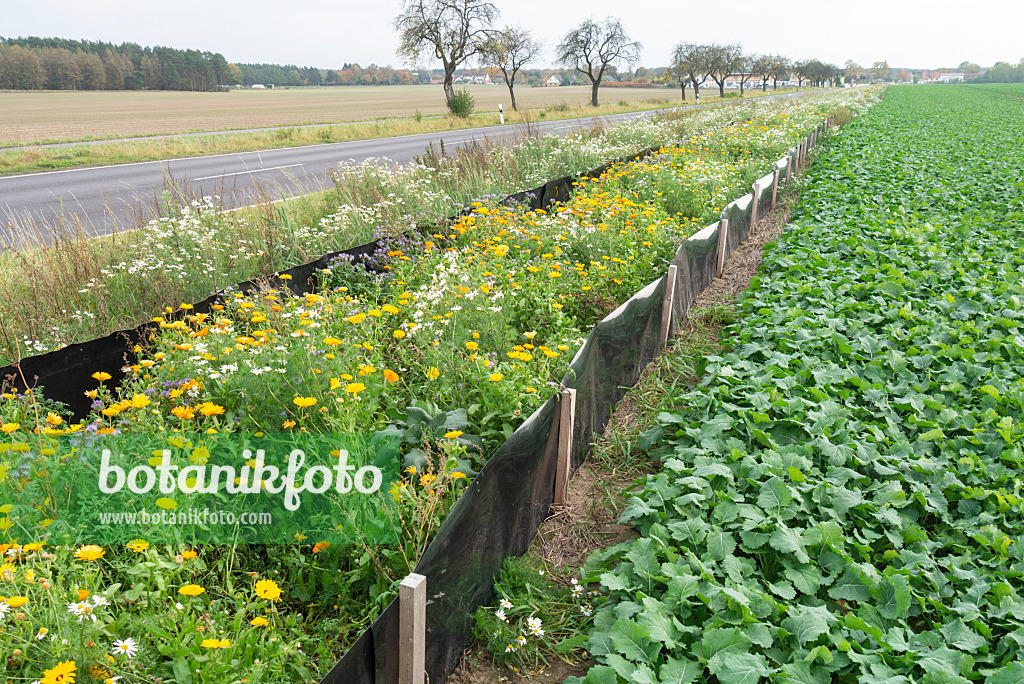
[{"xmin": 0, "ymin": 92, "xmax": 813, "ymax": 249}]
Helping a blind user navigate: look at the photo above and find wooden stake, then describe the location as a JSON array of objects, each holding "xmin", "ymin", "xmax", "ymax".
[
  {"xmin": 715, "ymin": 218, "xmax": 729, "ymax": 278},
  {"xmin": 554, "ymin": 388, "xmax": 577, "ymax": 506},
  {"xmin": 749, "ymin": 185, "xmax": 760, "ymax": 231},
  {"xmin": 771, "ymin": 170, "xmax": 780, "ymax": 210},
  {"xmin": 400, "ymin": 573, "xmax": 426, "ymax": 684},
  {"xmin": 659, "ymin": 264, "xmax": 678, "ymax": 347}
]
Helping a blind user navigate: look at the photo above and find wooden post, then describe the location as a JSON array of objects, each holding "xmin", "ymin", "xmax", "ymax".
[
  {"xmin": 400, "ymin": 573, "xmax": 426, "ymax": 684},
  {"xmin": 749, "ymin": 186, "xmax": 760, "ymax": 231},
  {"xmin": 715, "ymin": 218, "xmax": 729, "ymax": 278},
  {"xmin": 553, "ymin": 388, "xmax": 577, "ymax": 506},
  {"xmin": 771, "ymin": 169, "xmax": 780, "ymax": 210},
  {"xmin": 659, "ymin": 264, "xmax": 678, "ymax": 347}
]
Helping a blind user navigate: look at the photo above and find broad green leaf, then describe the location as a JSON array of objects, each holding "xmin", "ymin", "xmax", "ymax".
[
  {"xmin": 770, "ymin": 525, "xmax": 810, "ymax": 564},
  {"xmin": 939, "ymin": 618, "xmax": 986, "ymax": 653},
  {"xmin": 659, "ymin": 657, "xmax": 703, "ymax": 684},
  {"xmin": 987, "ymin": 662, "xmax": 1024, "ymax": 684},
  {"xmin": 610, "ymin": 618, "xmax": 660, "ymax": 664},
  {"xmin": 693, "ymin": 628, "xmax": 752, "ymax": 663},
  {"xmin": 874, "ymin": 574, "xmax": 911, "ymax": 620},
  {"xmin": 758, "ymin": 477, "xmax": 794, "ymax": 512},
  {"xmin": 709, "ymin": 652, "xmax": 771, "ymax": 684}
]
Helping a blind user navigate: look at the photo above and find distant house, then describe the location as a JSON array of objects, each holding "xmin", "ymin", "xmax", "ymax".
[
  {"xmin": 453, "ymin": 71, "xmax": 492, "ymax": 84},
  {"xmin": 545, "ymin": 74, "xmax": 563, "ymax": 87},
  {"xmin": 938, "ymin": 72, "xmax": 965, "ymax": 82}
]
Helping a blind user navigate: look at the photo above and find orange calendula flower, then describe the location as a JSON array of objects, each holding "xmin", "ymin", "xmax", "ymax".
[
  {"xmin": 178, "ymin": 584, "xmax": 205, "ymax": 597},
  {"xmin": 293, "ymin": 397, "xmax": 317, "ymax": 408},
  {"xmin": 74, "ymin": 545, "xmax": 105, "ymax": 562},
  {"xmin": 45, "ymin": 412, "xmax": 63, "ymax": 426},
  {"xmin": 171, "ymin": 406, "xmax": 196, "ymax": 420},
  {"xmin": 92, "ymin": 372, "xmax": 112, "ymax": 382},
  {"xmin": 182, "ymin": 550, "xmax": 198, "ymax": 560},
  {"xmin": 383, "ymin": 369, "xmax": 400, "ymax": 383},
  {"xmin": 254, "ymin": 579, "xmax": 282, "ymax": 601},
  {"xmin": 312, "ymin": 541, "xmax": 330, "ymax": 553},
  {"xmin": 282, "ymin": 420, "xmax": 297, "ymax": 429},
  {"xmin": 6, "ymin": 596, "xmax": 28, "ymax": 608},
  {"xmin": 323, "ymin": 337, "xmax": 342, "ymax": 347},
  {"xmin": 77, "ymin": 589, "xmax": 90, "ymax": 600}
]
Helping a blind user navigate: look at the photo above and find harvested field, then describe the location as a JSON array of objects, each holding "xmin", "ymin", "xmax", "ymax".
[{"xmin": 0, "ymin": 84, "xmax": 680, "ymax": 144}]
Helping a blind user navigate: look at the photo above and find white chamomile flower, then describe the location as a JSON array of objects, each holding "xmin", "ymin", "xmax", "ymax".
[
  {"xmin": 112, "ymin": 637, "xmax": 139, "ymax": 658},
  {"xmin": 527, "ymin": 617, "xmax": 544, "ymax": 636},
  {"xmin": 495, "ymin": 609, "xmax": 507, "ymax": 622},
  {"xmin": 499, "ymin": 598, "xmax": 513, "ymax": 610}
]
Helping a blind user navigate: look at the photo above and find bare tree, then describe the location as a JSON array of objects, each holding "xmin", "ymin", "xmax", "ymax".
[
  {"xmin": 769, "ymin": 55, "xmax": 792, "ymax": 90},
  {"xmin": 479, "ymin": 26, "xmax": 541, "ymax": 111},
  {"xmin": 394, "ymin": 0, "xmax": 499, "ymax": 103},
  {"xmin": 555, "ymin": 18, "xmax": 642, "ymax": 107},
  {"xmin": 793, "ymin": 59, "xmax": 813, "ymax": 87},
  {"xmin": 735, "ymin": 53, "xmax": 760, "ymax": 96},
  {"xmin": 751, "ymin": 54, "xmax": 774, "ymax": 91},
  {"xmin": 671, "ymin": 42, "xmax": 710, "ymax": 102},
  {"xmin": 704, "ymin": 43, "xmax": 743, "ymax": 98}
]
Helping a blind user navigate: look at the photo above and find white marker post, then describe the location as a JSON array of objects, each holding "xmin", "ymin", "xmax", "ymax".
[
  {"xmin": 499, "ymin": 103, "xmax": 504, "ymax": 125},
  {"xmin": 554, "ymin": 388, "xmax": 577, "ymax": 506}
]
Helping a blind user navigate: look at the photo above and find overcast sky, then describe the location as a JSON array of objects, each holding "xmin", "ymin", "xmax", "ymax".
[{"xmin": 2, "ymin": 0, "xmax": 1021, "ymax": 71}]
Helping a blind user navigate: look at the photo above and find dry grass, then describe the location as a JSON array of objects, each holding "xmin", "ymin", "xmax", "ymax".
[{"xmin": 0, "ymin": 85, "xmax": 676, "ymax": 145}]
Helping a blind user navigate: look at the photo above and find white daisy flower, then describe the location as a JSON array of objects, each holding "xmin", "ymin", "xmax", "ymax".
[
  {"xmin": 112, "ymin": 637, "xmax": 139, "ymax": 658},
  {"xmin": 499, "ymin": 598, "xmax": 513, "ymax": 610},
  {"xmin": 495, "ymin": 609, "xmax": 507, "ymax": 622},
  {"xmin": 527, "ymin": 617, "xmax": 544, "ymax": 636}
]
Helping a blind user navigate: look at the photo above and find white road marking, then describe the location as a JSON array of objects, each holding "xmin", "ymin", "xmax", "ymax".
[{"xmin": 194, "ymin": 164, "xmax": 303, "ymax": 181}]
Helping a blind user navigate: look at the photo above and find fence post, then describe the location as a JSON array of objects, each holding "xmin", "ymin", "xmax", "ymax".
[
  {"xmin": 660, "ymin": 265, "xmax": 678, "ymax": 347},
  {"xmin": 750, "ymin": 186, "xmax": 760, "ymax": 232},
  {"xmin": 715, "ymin": 218, "xmax": 729, "ymax": 279},
  {"xmin": 553, "ymin": 388, "xmax": 577, "ymax": 506},
  {"xmin": 400, "ymin": 573, "xmax": 426, "ymax": 684},
  {"xmin": 771, "ymin": 169, "xmax": 780, "ymax": 210}
]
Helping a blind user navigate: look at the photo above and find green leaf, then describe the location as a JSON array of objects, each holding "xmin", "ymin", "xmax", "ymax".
[
  {"xmin": 770, "ymin": 525, "xmax": 810, "ymax": 564},
  {"xmin": 707, "ymin": 528, "xmax": 737, "ymax": 560},
  {"xmin": 987, "ymin": 662, "xmax": 1024, "ymax": 684},
  {"xmin": 758, "ymin": 477, "xmax": 793, "ymax": 512},
  {"xmin": 779, "ymin": 660, "xmax": 830, "ymax": 684},
  {"xmin": 554, "ymin": 633, "xmax": 590, "ymax": 654},
  {"xmin": 693, "ymin": 628, "xmax": 752, "ymax": 663},
  {"xmin": 939, "ymin": 618, "xmax": 986, "ymax": 653},
  {"xmin": 610, "ymin": 618, "xmax": 660, "ymax": 664},
  {"xmin": 709, "ymin": 652, "xmax": 771, "ymax": 684},
  {"xmin": 659, "ymin": 657, "xmax": 702, "ymax": 684},
  {"xmin": 874, "ymin": 574, "xmax": 911, "ymax": 620}
]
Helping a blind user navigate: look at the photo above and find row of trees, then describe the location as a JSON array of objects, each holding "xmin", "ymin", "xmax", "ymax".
[
  {"xmin": 0, "ymin": 38, "xmax": 232, "ymax": 90},
  {"xmin": 394, "ymin": 0, "xmax": 854, "ymax": 113},
  {"xmin": 395, "ymin": 0, "xmax": 647, "ymax": 110},
  {"xmin": 969, "ymin": 59, "xmax": 1024, "ymax": 84},
  {"xmin": 670, "ymin": 45, "xmax": 843, "ymax": 100}
]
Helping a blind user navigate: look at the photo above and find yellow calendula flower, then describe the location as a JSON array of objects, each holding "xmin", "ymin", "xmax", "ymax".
[
  {"xmin": 1, "ymin": 423, "xmax": 19, "ymax": 434},
  {"xmin": 178, "ymin": 584, "xmax": 205, "ymax": 596},
  {"xmin": 254, "ymin": 579, "xmax": 282, "ymax": 601},
  {"xmin": 92, "ymin": 372, "xmax": 112, "ymax": 382},
  {"xmin": 126, "ymin": 539, "xmax": 149, "ymax": 553},
  {"xmin": 426, "ymin": 367, "xmax": 440, "ymax": 380},
  {"xmin": 251, "ymin": 616, "xmax": 270, "ymax": 627},
  {"xmin": 74, "ymin": 545, "xmax": 105, "ymax": 562},
  {"xmin": 444, "ymin": 430, "xmax": 463, "ymax": 439},
  {"xmin": 489, "ymin": 373, "xmax": 504, "ymax": 382},
  {"xmin": 293, "ymin": 397, "xmax": 317, "ymax": 408},
  {"xmin": 465, "ymin": 341, "xmax": 479, "ymax": 351},
  {"xmin": 345, "ymin": 383, "xmax": 367, "ymax": 396},
  {"xmin": 41, "ymin": 660, "xmax": 76, "ymax": 684},
  {"xmin": 393, "ymin": 329, "xmax": 406, "ymax": 339},
  {"xmin": 201, "ymin": 638, "xmax": 231, "ymax": 648}
]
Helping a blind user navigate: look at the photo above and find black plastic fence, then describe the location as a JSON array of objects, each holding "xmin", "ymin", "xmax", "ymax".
[{"xmin": 321, "ymin": 121, "xmax": 828, "ymax": 684}]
